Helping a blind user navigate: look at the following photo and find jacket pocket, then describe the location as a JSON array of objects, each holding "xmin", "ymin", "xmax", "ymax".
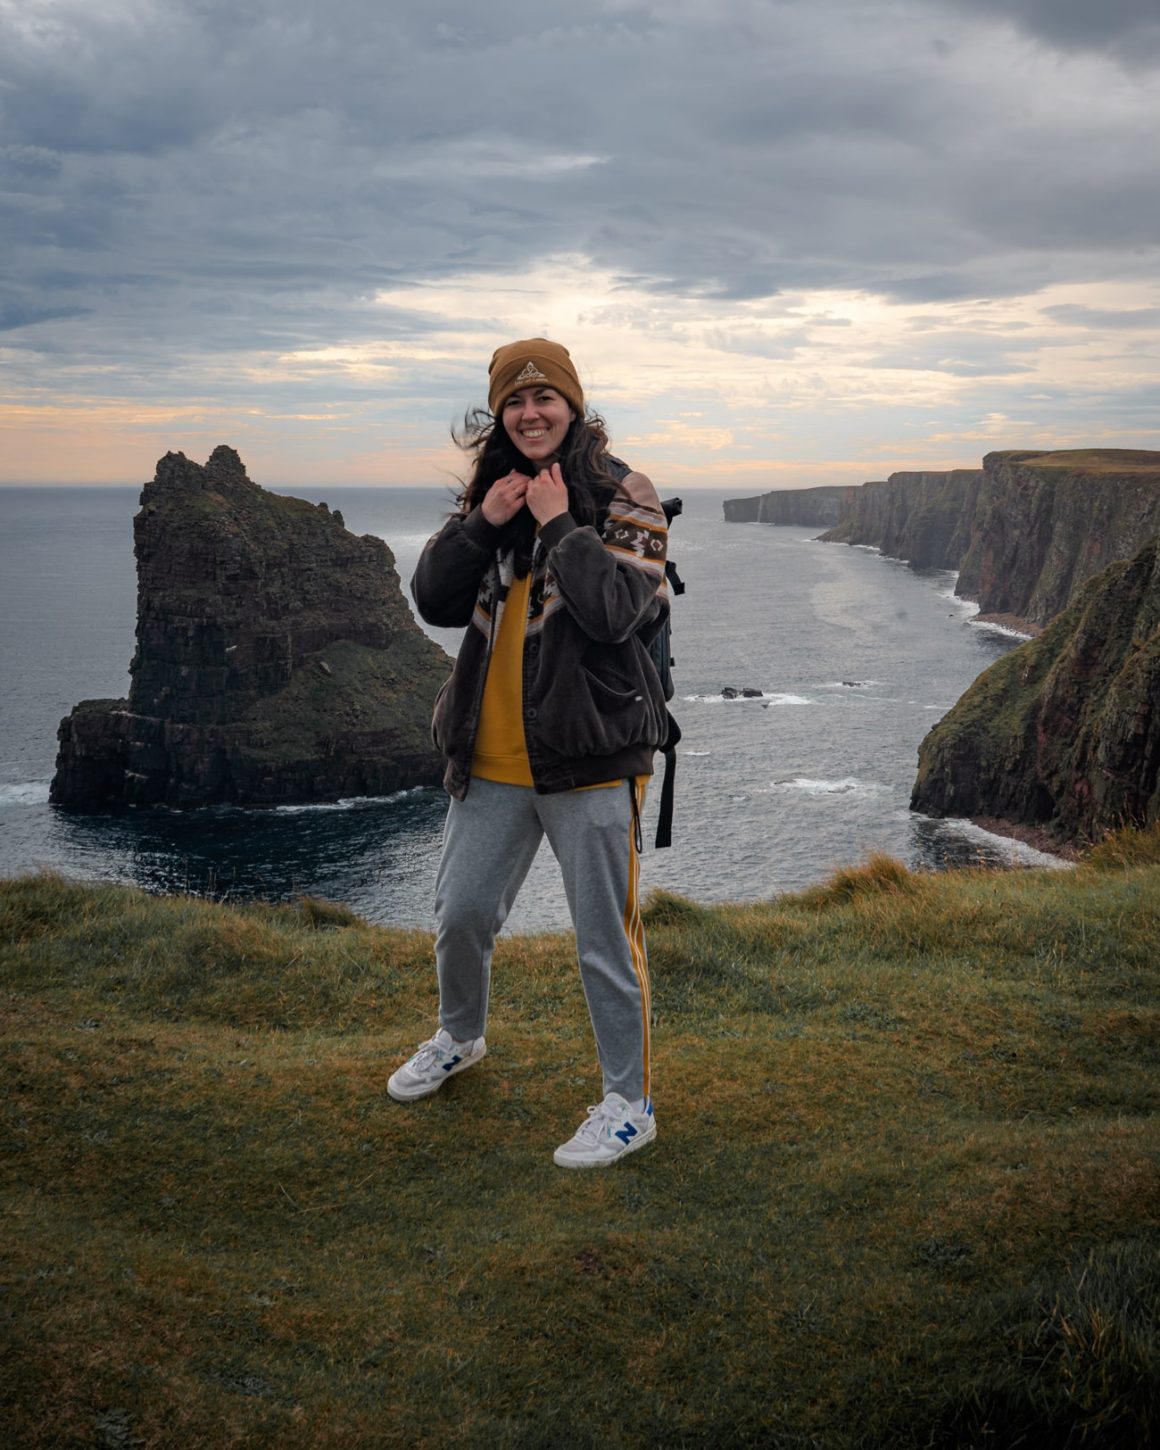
[{"xmin": 537, "ymin": 643, "xmax": 663, "ymax": 758}]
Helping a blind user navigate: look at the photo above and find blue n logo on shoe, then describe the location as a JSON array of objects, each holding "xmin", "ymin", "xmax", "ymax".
[
  {"xmin": 613, "ymin": 1121, "xmax": 638, "ymax": 1146},
  {"xmin": 441, "ymin": 1055, "xmax": 462, "ymax": 1073}
]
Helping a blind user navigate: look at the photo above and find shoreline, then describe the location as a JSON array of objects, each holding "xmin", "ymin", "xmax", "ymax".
[
  {"xmin": 972, "ymin": 611, "xmax": 1041, "ymax": 637},
  {"xmin": 970, "ymin": 814, "xmax": 1081, "ymax": 861}
]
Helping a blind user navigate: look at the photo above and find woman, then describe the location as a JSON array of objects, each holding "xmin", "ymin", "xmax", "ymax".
[{"xmin": 387, "ymin": 338, "xmax": 671, "ymax": 1169}]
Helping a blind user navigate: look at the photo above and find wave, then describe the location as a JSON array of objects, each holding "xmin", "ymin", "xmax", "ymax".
[
  {"xmin": 268, "ymin": 787, "xmax": 432, "ymax": 815},
  {"xmin": 768, "ymin": 776, "xmax": 885, "ymax": 797},
  {"xmin": 969, "ymin": 618, "xmax": 1034, "ymax": 641},
  {"xmin": 937, "ymin": 584, "xmax": 978, "ymax": 619},
  {"xmin": 0, "ymin": 782, "xmax": 51, "ymax": 807},
  {"xmin": 937, "ymin": 816, "xmax": 1072, "ymax": 869},
  {"xmin": 683, "ymin": 691, "xmax": 812, "ymax": 706}
]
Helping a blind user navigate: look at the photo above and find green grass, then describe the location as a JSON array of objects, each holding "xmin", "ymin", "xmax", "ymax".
[
  {"xmin": 994, "ymin": 448, "xmax": 1160, "ymax": 477},
  {"xmin": 3, "ymin": 830, "xmax": 1160, "ymax": 1447}
]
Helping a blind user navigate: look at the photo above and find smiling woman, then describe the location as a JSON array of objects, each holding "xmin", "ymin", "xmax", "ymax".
[{"xmin": 388, "ymin": 337, "xmax": 674, "ymax": 1170}]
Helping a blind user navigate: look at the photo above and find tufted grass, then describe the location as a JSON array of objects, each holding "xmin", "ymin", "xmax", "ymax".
[{"xmin": 2, "ymin": 828, "xmax": 1159, "ymax": 1447}]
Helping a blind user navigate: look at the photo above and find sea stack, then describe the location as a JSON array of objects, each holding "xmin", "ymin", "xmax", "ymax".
[{"xmin": 51, "ymin": 446, "xmax": 451, "ymax": 809}]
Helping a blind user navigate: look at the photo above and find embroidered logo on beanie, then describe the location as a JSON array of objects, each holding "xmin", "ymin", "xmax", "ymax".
[{"xmin": 515, "ymin": 360, "xmax": 550, "ymax": 385}]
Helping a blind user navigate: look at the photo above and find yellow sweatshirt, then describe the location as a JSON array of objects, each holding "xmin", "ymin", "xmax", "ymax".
[
  {"xmin": 471, "ymin": 567, "xmax": 626, "ymax": 793},
  {"xmin": 471, "ymin": 571, "xmax": 534, "ymax": 786}
]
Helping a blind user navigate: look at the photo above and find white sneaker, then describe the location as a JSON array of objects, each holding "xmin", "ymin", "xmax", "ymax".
[
  {"xmin": 553, "ymin": 1093, "xmax": 656, "ymax": 1169},
  {"xmin": 387, "ymin": 1028, "xmax": 486, "ymax": 1102}
]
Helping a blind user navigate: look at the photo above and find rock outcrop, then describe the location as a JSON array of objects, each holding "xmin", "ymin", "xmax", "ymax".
[
  {"xmin": 910, "ymin": 538, "xmax": 1160, "ymax": 845},
  {"xmin": 723, "ymin": 486, "xmax": 849, "ymax": 527},
  {"xmin": 52, "ymin": 447, "xmax": 451, "ymax": 809},
  {"xmin": 819, "ymin": 470, "xmax": 982, "ymax": 570}
]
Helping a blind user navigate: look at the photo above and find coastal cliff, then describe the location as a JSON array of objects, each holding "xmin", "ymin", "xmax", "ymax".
[
  {"xmin": 817, "ymin": 449, "xmax": 1160, "ymax": 628},
  {"xmin": 911, "ymin": 537, "xmax": 1160, "ymax": 845},
  {"xmin": 51, "ymin": 447, "xmax": 450, "ymax": 809},
  {"xmin": 819, "ymin": 470, "xmax": 982, "ymax": 570},
  {"xmin": 955, "ymin": 450, "xmax": 1160, "ymax": 626},
  {"xmin": 722, "ymin": 485, "xmax": 848, "ymax": 527}
]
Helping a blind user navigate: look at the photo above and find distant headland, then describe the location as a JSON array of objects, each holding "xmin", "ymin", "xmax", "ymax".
[{"xmin": 725, "ymin": 448, "xmax": 1160, "ymax": 848}]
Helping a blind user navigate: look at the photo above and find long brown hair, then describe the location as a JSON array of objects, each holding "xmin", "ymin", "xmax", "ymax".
[{"xmin": 452, "ymin": 407, "xmax": 626, "ymax": 575}]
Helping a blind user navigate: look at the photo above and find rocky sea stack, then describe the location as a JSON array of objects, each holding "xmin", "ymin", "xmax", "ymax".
[
  {"xmin": 911, "ymin": 537, "xmax": 1160, "ymax": 845},
  {"xmin": 51, "ymin": 446, "xmax": 451, "ymax": 809}
]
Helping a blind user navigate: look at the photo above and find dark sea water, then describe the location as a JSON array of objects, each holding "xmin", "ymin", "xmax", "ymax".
[{"xmin": 0, "ymin": 484, "xmax": 1064, "ymax": 933}]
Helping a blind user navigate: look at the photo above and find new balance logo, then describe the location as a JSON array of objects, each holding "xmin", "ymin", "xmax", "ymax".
[
  {"xmin": 441, "ymin": 1055, "xmax": 462, "ymax": 1073},
  {"xmin": 613, "ymin": 1121, "xmax": 638, "ymax": 1146},
  {"xmin": 515, "ymin": 360, "xmax": 549, "ymax": 384}
]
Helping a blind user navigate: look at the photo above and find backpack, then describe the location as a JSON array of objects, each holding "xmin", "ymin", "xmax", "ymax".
[
  {"xmin": 650, "ymin": 497, "xmax": 684, "ymax": 849},
  {"xmin": 606, "ymin": 458, "xmax": 683, "ymax": 848}
]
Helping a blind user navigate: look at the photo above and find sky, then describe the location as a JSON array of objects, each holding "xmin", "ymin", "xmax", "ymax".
[{"xmin": 2, "ymin": 0, "xmax": 1159, "ymax": 490}]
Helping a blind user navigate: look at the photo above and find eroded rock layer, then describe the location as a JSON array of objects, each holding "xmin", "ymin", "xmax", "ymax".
[{"xmin": 52, "ymin": 446, "xmax": 451, "ymax": 808}]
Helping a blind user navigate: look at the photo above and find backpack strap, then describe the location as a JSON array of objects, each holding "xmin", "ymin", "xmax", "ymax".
[
  {"xmin": 654, "ymin": 710, "xmax": 681, "ymax": 849},
  {"xmin": 605, "ymin": 454, "xmax": 680, "ymax": 848}
]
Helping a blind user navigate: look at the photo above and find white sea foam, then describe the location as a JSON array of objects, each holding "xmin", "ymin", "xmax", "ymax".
[
  {"xmin": 684, "ymin": 691, "xmax": 811, "ymax": 705},
  {"xmin": 683, "ymin": 750, "xmax": 712, "ymax": 756},
  {"xmin": 268, "ymin": 787, "xmax": 429, "ymax": 815},
  {"xmin": 969, "ymin": 618, "xmax": 1034, "ymax": 641},
  {"xmin": 939, "ymin": 817, "xmax": 1072, "ymax": 870},
  {"xmin": 769, "ymin": 776, "xmax": 884, "ymax": 797},
  {"xmin": 938, "ymin": 583, "xmax": 978, "ymax": 619},
  {"xmin": 0, "ymin": 782, "xmax": 51, "ymax": 807}
]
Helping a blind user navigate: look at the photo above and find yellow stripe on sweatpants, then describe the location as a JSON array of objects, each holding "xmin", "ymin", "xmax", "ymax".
[{"xmin": 622, "ymin": 776, "xmax": 651, "ymax": 1098}]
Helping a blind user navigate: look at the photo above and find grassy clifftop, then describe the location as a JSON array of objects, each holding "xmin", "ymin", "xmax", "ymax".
[
  {"xmin": 3, "ymin": 838, "xmax": 1160, "ymax": 1447},
  {"xmin": 992, "ymin": 448, "xmax": 1160, "ymax": 478}
]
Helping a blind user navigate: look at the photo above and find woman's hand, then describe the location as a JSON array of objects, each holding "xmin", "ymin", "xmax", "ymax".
[
  {"xmin": 481, "ymin": 471, "xmax": 531, "ymax": 526},
  {"xmin": 526, "ymin": 463, "xmax": 569, "ymax": 525}
]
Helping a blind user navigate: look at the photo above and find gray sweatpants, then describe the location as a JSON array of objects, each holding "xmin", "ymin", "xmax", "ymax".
[{"xmin": 433, "ymin": 776, "xmax": 652, "ymax": 1102}]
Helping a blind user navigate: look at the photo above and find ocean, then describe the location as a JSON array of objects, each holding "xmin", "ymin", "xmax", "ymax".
[{"xmin": 0, "ymin": 484, "xmax": 1063, "ymax": 933}]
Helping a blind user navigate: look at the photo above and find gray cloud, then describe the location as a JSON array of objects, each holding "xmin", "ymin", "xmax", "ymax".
[
  {"xmin": 1042, "ymin": 304, "xmax": 1160, "ymax": 329},
  {"xmin": 2, "ymin": 0, "xmax": 1158, "ymax": 399},
  {"xmin": 938, "ymin": 0, "xmax": 1160, "ymax": 62}
]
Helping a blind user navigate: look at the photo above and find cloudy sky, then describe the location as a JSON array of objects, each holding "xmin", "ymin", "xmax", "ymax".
[{"xmin": 3, "ymin": 0, "xmax": 1159, "ymax": 489}]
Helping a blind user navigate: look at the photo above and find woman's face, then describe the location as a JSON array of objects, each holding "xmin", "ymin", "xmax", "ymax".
[{"xmin": 501, "ymin": 386, "xmax": 574, "ymax": 465}]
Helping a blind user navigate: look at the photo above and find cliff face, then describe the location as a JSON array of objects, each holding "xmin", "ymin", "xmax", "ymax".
[
  {"xmin": 819, "ymin": 450, "xmax": 1160, "ymax": 627},
  {"xmin": 911, "ymin": 538, "xmax": 1160, "ymax": 844},
  {"xmin": 820, "ymin": 471, "xmax": 982, "ymax": 570},
  {"xmin": 955, "ymin": 450, "xmax": 1160, "ymax": 626},
  {"xmin": 722, "ymin": 486, "xmax": 848, "ymax": 527},
  {"xmin": 52, "ymin": 447, "xmax": 451, "ymax": 809}
]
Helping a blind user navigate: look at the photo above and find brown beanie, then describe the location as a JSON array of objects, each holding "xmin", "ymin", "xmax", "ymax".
[{"xmin": 487, "ymin": 338, "xmax": 584, "ymax": 417}]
